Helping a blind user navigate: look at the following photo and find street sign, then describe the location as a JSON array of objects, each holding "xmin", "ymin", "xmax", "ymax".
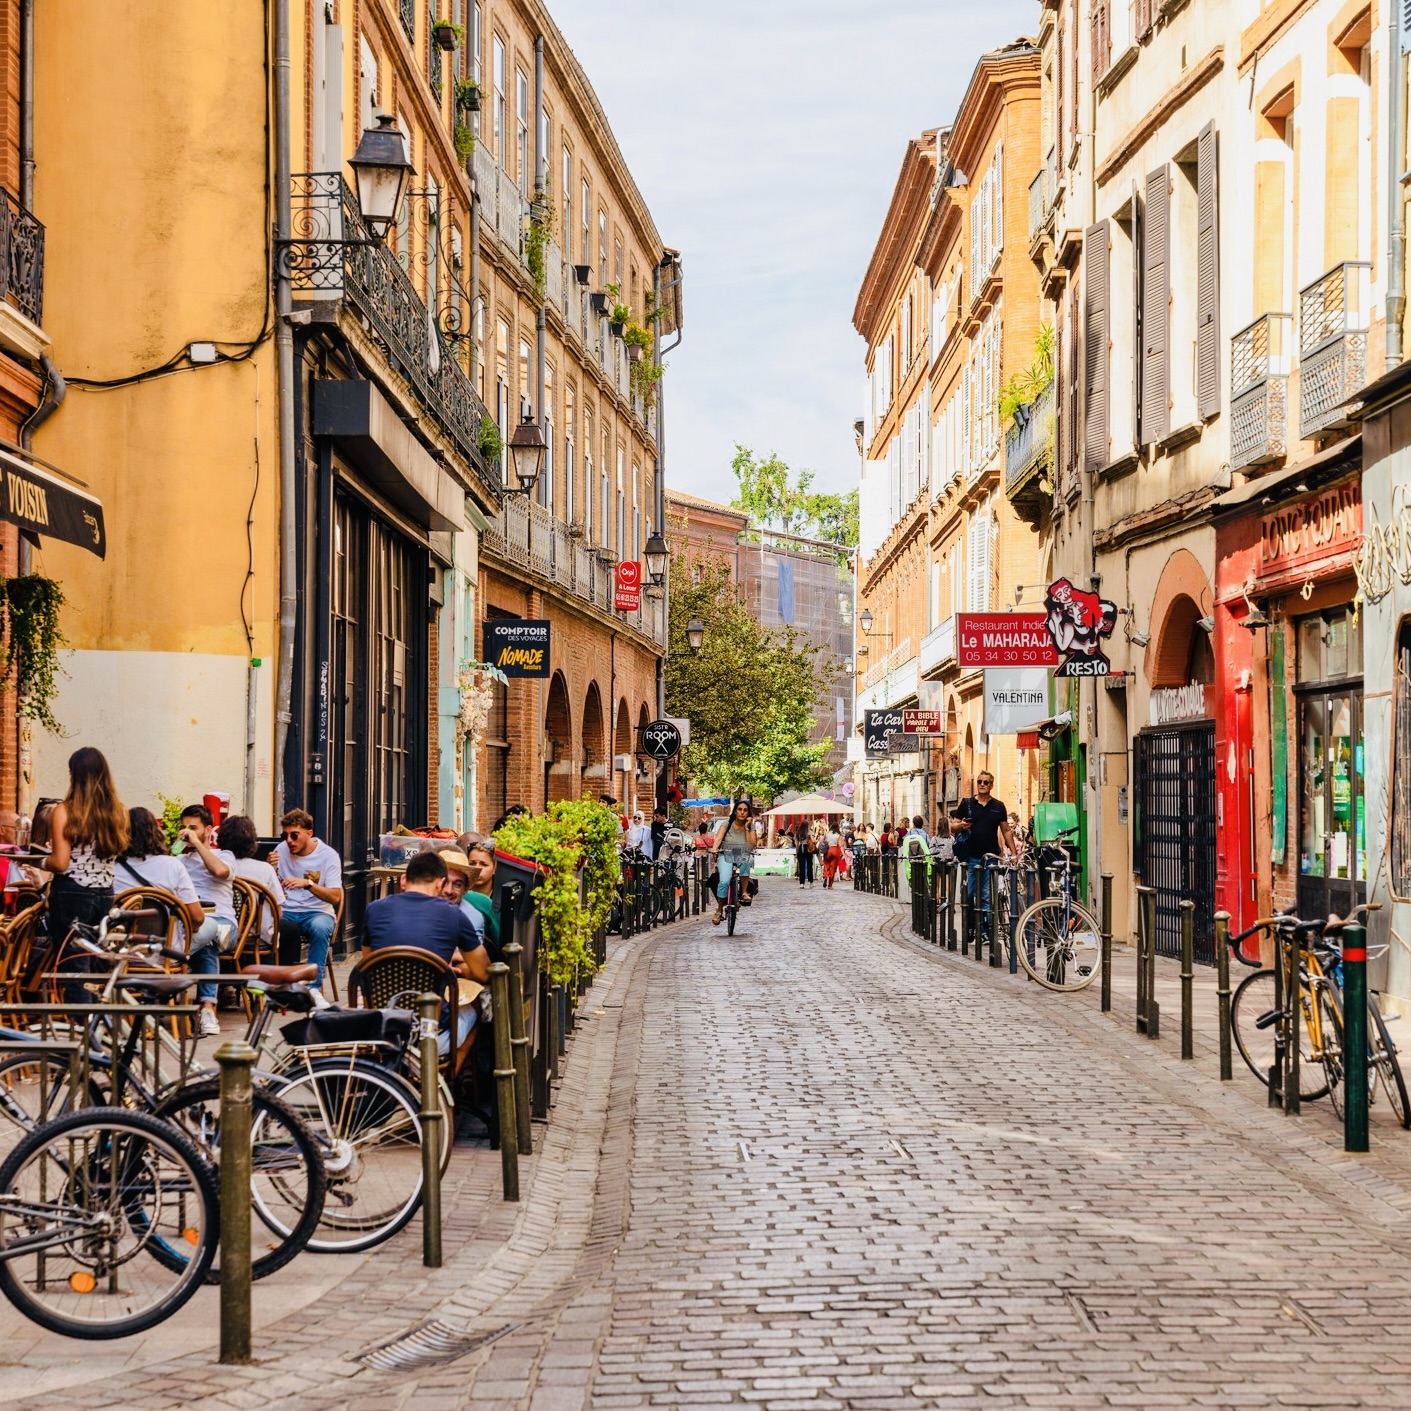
[
  {"xmin": 483, "ymin": 618, "xmax": 551, "ymax": 677},
  {"xmin": 864, "ymin": 708, "xmax": 905, "ymax": 758},
  {"xmin": 639, "ymin": 718, "xmax": 683, "ymax": 761},
  {"xmin": 902, "ymin": 709, "xmax": 942, "ymax": 735},
  {"xmin": 957, "ymin": 613, "xmax": 1059, "ymax": 668},
  {"xmin": 614, "ymin": 560, "xmax": 642, "ymax": 611}
]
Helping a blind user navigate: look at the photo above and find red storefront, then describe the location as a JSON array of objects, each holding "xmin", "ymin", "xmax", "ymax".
[{"xmin": 1212, "ymin": 443, "xmax": 1363, "ymax": 940}]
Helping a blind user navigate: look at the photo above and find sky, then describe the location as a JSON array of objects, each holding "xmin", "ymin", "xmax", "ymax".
[{"xmin": 549, "ymin": 0, "xmax": 1039, "ymax": 503}]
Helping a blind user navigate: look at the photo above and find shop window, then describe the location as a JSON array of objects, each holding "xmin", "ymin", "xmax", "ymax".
[
  {"xmin": 1297, "ymin": 606, "xmax": 1361, "ymax": 682},
  {"xmin": 1394, "ymin": 618, "xmax": 1411, "ymax": 897}
]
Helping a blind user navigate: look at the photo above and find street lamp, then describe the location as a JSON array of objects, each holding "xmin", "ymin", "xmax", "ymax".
[
  {"xmin": 860, "ymin": 608, "xmax": 873, "ymax": 634},
  {"xmin": 507, "ymin": 406, "xmax": 546, "ymax": 493},
  {"xmin": 644, "ymin": 530, "xmax": 669, "ymax": 585},
  {"xmin": 349, "ymin": 115, "xmax": 414, "ymax": 239},
  {"xmin": 686, "ymin": 615, "xmax": 705, "ymax": 652}
]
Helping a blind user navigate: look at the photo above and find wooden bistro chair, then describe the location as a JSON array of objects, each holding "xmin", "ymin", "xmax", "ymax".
[
  {"xmin": 0, "ymin": 902, "xmax": 43, "ymax": 1014},
  {"xmin": 113, "ymin": 886, "xmax": 192, "ymax": 1036},
  {"xmin": 226, "ymin": 878, "xmax": 282, "ymax": 1016}
]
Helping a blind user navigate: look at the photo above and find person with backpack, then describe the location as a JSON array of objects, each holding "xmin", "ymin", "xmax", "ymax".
[{"xmin": 795, "ymin": 817, "xmax": 816, "ymax": 886}]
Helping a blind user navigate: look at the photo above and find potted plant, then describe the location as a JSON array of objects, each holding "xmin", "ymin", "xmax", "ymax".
[
  {"xmin": 478, "ymin": 415, "xmax": 504, "ymax": 467},
  {"xmin": 455, "ymin": 78, "xmax": 481, "ymax": 112},
  {"xmin": 454, "ymin": 125, "xmax": 475, "ymax": 162},
  {"xmin": 608, "ymin": 318, "xmax": 625, "ymax": 338},
  {"xmin": 433, "ymin": 20, "xmax": 462, "ymax": 51},
  {"xmin": 573, "ymin": 264, "xmax": 591, "ymax": 285},
  {"xmin": 589, "ymin": 291, "xmax": 609, "ymax": 316}
]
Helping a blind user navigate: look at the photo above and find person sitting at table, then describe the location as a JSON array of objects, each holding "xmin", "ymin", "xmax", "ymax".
[
  {"xmin": 449, "ymin": 834, "xmax": 500, "ymax": 957},
  {"xmin": 269, "ymin": 808, "xmax": 343, "ymax": 986},
  {"xmin": 362, "ymin": 849, "xmax": 490, "ymax": 1056},
  {"xmin": 176, "ymin": 804, "xmax": 237, "ymax": 1037},
  {"xmin": 220, "ymin": 815, "xmax": 281, "ymax": 956},
  {"xmin": 115, "ymin": 806, "xmax": 205, "ymax": 949}
]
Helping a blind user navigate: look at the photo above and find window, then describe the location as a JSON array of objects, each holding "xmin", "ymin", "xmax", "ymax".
[
  {"xmin": 900, "ymin": 297, "xmax": 912, "ymax": 371},
  {"xmin": 562, "ymin": 146, "xmax": 572, "ymax": 249},
  {"xmin": 614, "ymin": 236, "xmax": 623, "ymax": 292},
  {"xmin": 598, "ymin": 208, "xmax": 608, "ymax": 288},
  {"xmin": 632, "ymin": 464, "xmax": 640, "ymax": 561},
  {"xmin": 427, "ymin": 2, "xmax": 441, "ymax": 101},
  {"xmin": 565, "ymin": 384, "xmax": 577, "ymax": 523},
  {"xmin": 516, "ymin": 69, "xmax": 529, "ymax": 195},
  {"xmin": 492, "ymin": 35, "xmax": 506, "ymax": 164},
  {"xmin": 495, "ymin": 317, "xmax": 511, "ymax": 458},
  {"xmin": 966, "ymin": 504, "xmax": 992, "ymax": 612},
  {"xmin": 616, "ymin": 448, "xmax": 626, "ymax": 556},
  {"xmin": 580, "ymin": 178, "xmax": 590, "ymax": 264},
  {"xmin": 541, "ymin": 362, "xmax": 555, "ymax": 512},
  {"xmin": 518, "ymin": 338, "xmax": 530, "ymax": 418},
  {"xmin": 474, "ymin": 298, "xmax": 485, "ymax": 398},
  {"xmin": 471, "ymin": 3, "xmax": 481, "ymax": 82},
  {"xmin": 424, "ymin": 178, "xmax": 439, "ymax": 311},
  {"xmin": 601, "ymin": 428, "xmax": 610, "ymax": 544}
]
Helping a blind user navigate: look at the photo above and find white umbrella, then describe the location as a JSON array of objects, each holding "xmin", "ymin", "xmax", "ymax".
[{"xmin": 763, "ymin": 793, "xmax": 854, "ymax": 817}]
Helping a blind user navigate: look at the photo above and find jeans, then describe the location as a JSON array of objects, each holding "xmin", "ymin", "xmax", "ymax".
[
  {"xmin": 187, "ymin": 915, "xmax": 234, "ymax": 1005},
  {"xmin": 716, "ymin": 853, "xmax": 753, "ymax": 901},
  {"xmin": 278, "ymin": 910, "xmax": 337, "ymax": 983},
  {"xmin": 965, "ymin": 858, "xmax": 993, "ymax": 937},
  {"xmin": 796, "ymin": 850, "xmax": 814, "ymax": 884}
]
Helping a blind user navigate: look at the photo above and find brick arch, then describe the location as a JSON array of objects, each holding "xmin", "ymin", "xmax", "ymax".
[
  {"xmin": 1145, "ymin": 549, "xmax": 1214, "ymax": 688},
  {"xmin": 582, "ymin": 681, "xmax": 607, "ymax": 788},
  {"xmin": 544, "ymin": 672, "xmax": 575, "ymax": 804}
]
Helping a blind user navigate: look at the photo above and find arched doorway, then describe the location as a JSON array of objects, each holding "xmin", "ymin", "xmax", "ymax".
[
  {"xmin": 582, "ymin": 682, "xmax": 606, "ymax": 796},
  {"xmin": 615, "ymin": 697, "xmax": 632, "ymax": 809},
  {"xmin": 544, "ymin": 672, "xmax": 574, "ymax": 805},
  {"xmin": 636, "ymin": 702, "xmax": 653, "ymax": 813}
]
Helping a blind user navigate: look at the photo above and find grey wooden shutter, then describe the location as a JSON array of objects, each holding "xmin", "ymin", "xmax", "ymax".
[
  {"xmin": 1091, "ymin": 1, "xmax": 1110, "ymax": 85},
  {"xmin": 1085, "ymin": 221, "xmax": 1110, "ymax": 474},
  {"xmin": 1196, "ymin": 122, "xmax": 1220, "ymax": 421},
  {"xmin": 1131, "ymin": 180, "xmax": 1143, "ymax": 451},
  {"xmin": 1055, "ymin": 311, "xmax": 1067, "ymax": 486},
  {"xmin": 1141, "ymin": 164, "xmax": 1170, "ymax": 446}
]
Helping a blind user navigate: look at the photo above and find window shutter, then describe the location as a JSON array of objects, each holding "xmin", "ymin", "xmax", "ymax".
[
  {"xmin": 1132, "ymin": 179, "xmax": 1143, "ymax": 449},
  {"xmin": 1141, "ymin": 164, "xmax": 1171, "ymax": 446},
  {"xmin": 1055, "ymin": 313, "xmax": 1067, "ymax": 488},
  {"xmin": 976, "ymin": 510, "xmax": 991, "ymax": 611},
  {"xmin": 1135, "ymin": 0, "xmax": 1153, "ymax": 39},
  {"xmin": 994, "ymin": 145, "xmax": 1003, "ymax": 250},
  {"xmin": 1067, "ymin": 284, "xmax": 1080, "ymax": 478},
  {"xmin": 1091, "ymin": 1, "xmax": 1110, "ymax": 84},
  {"xmin": 1196, "ymin": 122, "xmax": 1220, "ymax": 422},
  {"xmin": 1084, "ymin": 221, "xmax": 1110, "ymax": 475}
]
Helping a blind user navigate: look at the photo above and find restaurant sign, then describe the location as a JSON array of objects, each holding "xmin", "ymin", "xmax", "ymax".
[
  {"xmin": 1149, "ymin": 680, "xmax": 1210, "ymax": 727},
  {"xmin": 1260, "ymin": 479, "xmax": 1360, "ymax": 577},
  {"xmin": 864, "ymin": 708, "xmax": 905, "ymax": 758},
  {"xmin": 0, "ymin": 446, "xmax": 106, "ymax": 558},
  {"xmin": 956, "ymin": 613, "xmax": 1059, "ymax": 668},
  {"xmin": 483, "ymin": 618, "xmax": 551, "ymax": 677}
]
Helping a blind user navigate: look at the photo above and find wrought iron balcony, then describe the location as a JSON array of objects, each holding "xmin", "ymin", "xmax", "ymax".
[
  {"xmin": 0, "ymin": 189, "xmax": 42, "ymax": 326},
  {"xmin": 1298, "ymin": 261, "xmax": 1370, "ymax": 438},
  {"xmin": 1028, "ymin": 163, "xmax": 1050, "ymax": 248},
  {"xmin": 283, "ymin": 173, "xmax": 499, "ymax": 504},
  {"xmin": 1229, "ymin": 312, "xmax": 1292, "ymax": 471},
  {"xmin": 1003, "ymin": 382, "xmax": 1053, "ymax": 524}
]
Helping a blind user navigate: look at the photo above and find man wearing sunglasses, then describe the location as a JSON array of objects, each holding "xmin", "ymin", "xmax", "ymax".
[
  {"xmin": 949, "ymin": 771, "xmax": 1014, "ymax": 935},
  {"xmin": 270, "ymin": 807, "xmax": 343, "ymax": 985}
]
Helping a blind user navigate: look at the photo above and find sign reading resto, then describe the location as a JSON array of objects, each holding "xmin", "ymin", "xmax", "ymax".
[{"xmin": 956, "ymin": 613, "xmax": 1059, "ymax": 669}]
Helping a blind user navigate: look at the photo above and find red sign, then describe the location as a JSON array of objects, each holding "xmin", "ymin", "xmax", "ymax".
[
  {"xmin": 956, "ymin": 613, "xmax": 1059, "ymax": 668},
  {"xmin": 614, "ymin": 560, "xmax": 641, "ymax": 611},
  {"xmin": 902, "ymin": 709, "xmax": 942, "ymax": 735},
  {"xmin": 1260, "ymin": 480, "xmax": 1361, "ymax": 578},
  {"xmin": 1016, "ymin": 731, "xmax": 1040, "ymax": 750}
]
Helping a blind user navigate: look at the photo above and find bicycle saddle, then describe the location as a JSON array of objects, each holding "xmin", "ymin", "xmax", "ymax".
[
  {"xmin": 115, "ymin": 973, "xmax": 200, "ymax": 997},
  {"xmin": 242, "ymin": 962, "xmax": 319, "ymax": 985}
]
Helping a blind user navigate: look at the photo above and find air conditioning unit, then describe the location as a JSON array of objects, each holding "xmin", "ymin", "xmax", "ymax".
[{"xmin": 613, "ymin": 752, "xmax": 634, "ymax": 772}]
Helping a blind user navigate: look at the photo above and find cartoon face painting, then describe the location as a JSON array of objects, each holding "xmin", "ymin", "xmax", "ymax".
[{"xmin": 1043, "ymin": 578, "xmax": 1118, "ymax": 677}]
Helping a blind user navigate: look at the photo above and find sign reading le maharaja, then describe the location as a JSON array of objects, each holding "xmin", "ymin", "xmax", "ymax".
[{"xmin": 484, "ymin": 618, "xmax": 551, "ymax": 677}]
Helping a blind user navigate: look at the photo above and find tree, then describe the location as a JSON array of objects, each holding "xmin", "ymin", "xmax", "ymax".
[
  {"xmin": 730, "ymin": 445, "xmax": 858, "ymax": 554},
  {"xmin": 665, "ymin": 552, "xmax": 832, "ymax": 804}
]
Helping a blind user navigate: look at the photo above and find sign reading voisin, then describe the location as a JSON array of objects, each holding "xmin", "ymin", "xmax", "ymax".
[
  {"xmin": 983, "ymin": 668, "xmax": 1051, "ymax": 734},
  {"xmin": 483, "ymin": 618, "xmax": 551, "ymax": 677},
  {"xmin": 956, "ymin": 613, "xmax": 1059, "ymax": 668},
  {"xmin": 864, "ymin": 708, "xmax": 905, "ymax": 758}
]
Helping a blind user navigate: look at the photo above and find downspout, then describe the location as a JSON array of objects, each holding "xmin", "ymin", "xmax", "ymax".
[
  {"xmin": 1388, "ymin": 0, "xmax": 1406, "ymax": 365},
  {"xmin": 653, "ymin": 255, "xmax": 682, "ymax": 726},
  {"xmin": 273, "ymin": 0, "xmax": 297, "ymax": 817},
  {"xmin": 533, "ymin": 36, "xmax": 545, "ymax": 449}
]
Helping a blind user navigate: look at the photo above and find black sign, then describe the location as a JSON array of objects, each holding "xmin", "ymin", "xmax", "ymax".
[
  {"xmin": 1041, "ymin": 577, "xmax": 1117, "ymax": 678},
  {"xmin": 639, "ymin": 719, "xmax": 682, "ymax": 761},
  {"xmin": 864, "ymin": 708, "xmax": 905, "ymax": 759},
  {"xmin": 0, "ymin": 447, "xmax": 105, "ymax": 558},
  {"xmin": 483, "ymin": 618, "xmax": 551, "ymax": 677}
]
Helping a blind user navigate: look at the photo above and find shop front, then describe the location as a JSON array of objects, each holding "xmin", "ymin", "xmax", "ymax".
[{"xmin": 1212, "ymin": 447, "xmax": 1364, "ymax": 940}]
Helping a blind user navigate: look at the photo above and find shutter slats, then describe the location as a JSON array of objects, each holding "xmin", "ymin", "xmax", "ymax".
[
  {"xmin": 1067, "ymin": 284, "xmax": 1080, "ymax": 478},
  {"xmin": 1091, "ymin": 0, "xmax": 1110, "ymax": 85},
  {"xmin": 1084, "ymin": 220, "xmax": 1111, "ymax": 475},
  {"xmin": 1196, "ymin": 122, "xmax": 1220, "ymax": 422},
  {"xmin": 1135, "ymin": 0, "xmax": 1153, "ymax": 39},
  {"xmin": 1141, "ymin": 164, "xmax": 1171, "ymax": 446}
]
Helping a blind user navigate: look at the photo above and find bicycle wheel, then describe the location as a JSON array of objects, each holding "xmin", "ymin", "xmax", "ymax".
[
  {"xmin": 0, "ymin": 1108, "xmax": 217, "ymax": 1338},
  {"xmin": 1012, "ymin": 898, "xmax": 1101, "ymax": 992},
  {"xmin": 726, "ymin": 891, "xmax": 737, "ymax": 937},
  {"xmin": 1319, "ymin": 984, "xmax": 1346, "ymax": 1120},
  {"xmin": 0, "ymin": 1050, "xmax": 105, "ymax": 1148},
  {"xmin": 270, "ymin": 1056, "xmax": 426, "ymax": 1253},
  {"xmin": 1370, "ymin": 1003, "xmax": 1411, "ymax": 1129},
  {"xmin": 152, "ymin": 1079, "xmax": 327, "ymax": 1280},
  {"xmin": 1229, "ymin": 969, "xmax": 1329, "ymax": 1101}
]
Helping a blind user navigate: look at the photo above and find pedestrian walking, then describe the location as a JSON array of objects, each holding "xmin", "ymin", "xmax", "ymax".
[
  {"xmin": 795, "ymin": 819, "xmax": 816, "ymax": 886},
  {"xmin": 821, "ymin": 824, "xmax": 843, "ymax": 887}
]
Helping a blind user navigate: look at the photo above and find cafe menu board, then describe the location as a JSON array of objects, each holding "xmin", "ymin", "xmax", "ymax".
[{"xmin": 484, "ymin": 618, "xmax": 551, "ymax": 677}]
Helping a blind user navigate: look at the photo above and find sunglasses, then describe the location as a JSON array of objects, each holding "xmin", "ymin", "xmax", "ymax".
[
  {"xmin": 283, "ymin": 830, "xmax": 306, "ymax": 840},
  {"xmin": 978, "ymin": 779, "xmax": 994, "ymax": 787}
]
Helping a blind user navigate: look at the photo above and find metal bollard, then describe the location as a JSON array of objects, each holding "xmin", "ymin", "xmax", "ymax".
[
  {"xmin": 1179, "ymin": 898, "xmax": 1195, "ymax": 1060},
  {"xmin": 988, "ymin": 864, "xmax": 1002, "ymax": 968},
  {"xmin": 503, "ymin": 939, "xmax": 533, "ymax": 1154},
  {"xmin": 1284, "ymin": 931, "xmax": 1300, "ymax": 1116},
  {"xmin": 216, "ymin": 1039, "xmax": 256, "ymax": 1365},
  {"xmin": 1342, "ymin": 922, "xmax": 1369, "ymax": 1152},
  {"xmin": 1214, "ymin": 911, "xmax": 1233, "ymax": 1080},
  {"xmin": 489, "ymin": 962, "xmax": 519, "ymax": 1200},
  {"xmin": 1007, "ymin": 868, "xmax": 1019, "ymax": 975},
  {"xmin": 1100, "ymin": 874, "xmax": 1113, "ymax": 1014},
  {"xmin": 417, "ymin": 994, "xmax": 443, "ymax": 1268},
  {"xmin": 1144, "ymin": 887, "xmax": 1159, "ymax": 1039}
]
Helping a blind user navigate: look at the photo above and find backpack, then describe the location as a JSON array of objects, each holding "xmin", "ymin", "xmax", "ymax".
[{"xmin": 907, "ymin": 835, "xmax": 925, "ymax": 860}]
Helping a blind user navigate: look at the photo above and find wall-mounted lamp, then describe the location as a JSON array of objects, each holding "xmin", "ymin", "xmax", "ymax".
[
  {"xmin": 685, "ymin": 615, "xmax": 705, "ymax": 653},
  {"xmin": 1196, "ymin": 615, "xmax": 1216, "ymax": 635}
]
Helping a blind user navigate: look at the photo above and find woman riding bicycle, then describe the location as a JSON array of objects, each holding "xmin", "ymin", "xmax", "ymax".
[{"xmin": 710, "ymin": 798, "xmax": 755, "ymax": 926}]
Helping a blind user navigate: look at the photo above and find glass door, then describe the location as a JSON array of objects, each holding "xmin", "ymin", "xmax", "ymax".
[{"xmin": 1298, "ymin": 689, "xmax": 1364, "ymax": 921}]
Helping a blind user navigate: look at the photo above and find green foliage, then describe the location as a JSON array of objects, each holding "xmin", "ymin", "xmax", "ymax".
[
  {"xmin": 665, "ymin": 553, "xmax": 832, "ymax": 805},
  {"xmin": 0, "ymin": 576, "xmax": 66, "ymax": 734},
  {"xmin": 453, "ymin": 125, "xmax": 475, "ymax": 162},
  {"xmin": 998, "ymin": 324, "xmax": 1055, "ymax": 424},
  {"xmin": 157, "ymin": 795, "xmax": 185, "ymax": 850},
  {"xmin": 454, "ymin": 78, "xmax": 480, "ymax": 110},
  {"xmin": 622, "ymin": 322, "xmax": 653, "ymax": 352},
  {"xmin": 524, "ymin": 190, "xmax": 554, "ymax": 304},
  {"xmin": 805, "ymin": 488, "xmax": 859, "ymax": 549},
  {"xmin": 478, "ymin": 415, "xmax": 503, "ymax": 466},
  {"xmin": 729, "ymin": 447, "xmax": 858, "ymax": 554},
  {"xmin": 492, "ymin": 798, "xmax": 620, "ymax": 985}
]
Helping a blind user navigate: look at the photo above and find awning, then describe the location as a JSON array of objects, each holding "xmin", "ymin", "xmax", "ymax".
[{"xmin": 0, "ymin": 443, "xmax": 105, "ymax": 558}]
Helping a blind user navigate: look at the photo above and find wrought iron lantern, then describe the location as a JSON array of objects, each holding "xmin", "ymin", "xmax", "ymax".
[{"xmin": 349, "ymin": 115, "xmax": 414, "ymax": 240}]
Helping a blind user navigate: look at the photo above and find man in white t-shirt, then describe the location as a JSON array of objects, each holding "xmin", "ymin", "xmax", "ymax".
[
  {"xmin": 176, "ymin": 804, "xmax": 238, "ymax": 1036},
  {"xmin": 115, "ymin": 806, "xmax": 206, "ymax": 950},
  {"xmin": 270, "ymin": 807, "xmax": 343, "ymax": 985}
]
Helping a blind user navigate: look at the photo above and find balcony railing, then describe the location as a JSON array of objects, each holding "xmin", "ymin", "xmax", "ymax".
[
  {"xmin": 283, "ymin": 173, "xmax": 499, "ymax": 505},
  {"xmin": 1229, "ymin": 313, "xmax": 1292, "ymax": 470},
  {"xmin": 1298, "ymin": 261, "xmax": 1370, "ymax": 438},
  {"xmin": 481, "ymin": 494, "xmax": 665, "ymax": 641},
  {"xmin": 1004, "ymin": 383, "xmax": 1053, "ymax": 493},
  {"xmin": 0, "ymin": 189, "xmax": 42, "ymax": 326},
  {"xmin": 919, "ymin": 616, "xmax": 956, "ymax": 678},
  {"xmin": 1028, "ymin": 165, "xmax": 1050, "ymax": 247}
]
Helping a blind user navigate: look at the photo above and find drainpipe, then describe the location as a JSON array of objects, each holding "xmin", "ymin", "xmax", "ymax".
[
  {"xmin": 533, "ymin": 36, "xmax": 545, "ymax": 449},
  {"xmin": 273, "ymin": 0, "xmax": 297, "ymax": 818},
  {"xmin": 653, "ymin": 256, "xmax": 682, "ymax": 716},
  {"xmin": 1388, "ymin": 0, "xmax": 1406, "ymax": 365}
]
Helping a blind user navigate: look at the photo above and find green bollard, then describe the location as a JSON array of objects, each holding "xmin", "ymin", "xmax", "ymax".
[
  {"xmin": 1215, "ymin": 911, "xmax": 1232, "ymax": 1080},
  {"xmin": 1100, "ymin": 874, "xmax": 1113, "ymax": 1014},
  {"xmin": 417, "ymin": 994, "xmax": 443, "ymax": 1268},
  {"xmin": 1179, "ymin": 899, "xmax": 1195, "ymax": 1059},
  {"xmin": 489, "ymin": 962, "xmax": 519, "ymax": 1201},
  {"xmin": 1342, "ymin": 923, "xmax": 1369, "ymax": 1152},
  {"xmin": 216, "ymin": 1039, "xmax": 256, "ymax": 1365}
]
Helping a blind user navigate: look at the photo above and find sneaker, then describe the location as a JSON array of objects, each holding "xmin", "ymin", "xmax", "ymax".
[{"xmin": 197, "ymin": 1009, "xmax": 221, "ymax": 1038}]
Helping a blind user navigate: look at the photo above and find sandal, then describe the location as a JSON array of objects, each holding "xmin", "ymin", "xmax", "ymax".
[{"xmin": 711, "ymin": 912, "xmax": 723, "ymax": 925}]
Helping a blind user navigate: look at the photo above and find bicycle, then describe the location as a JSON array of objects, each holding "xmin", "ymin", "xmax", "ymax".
[
  {"xmin": 715, "ymin": 847, "xmax": 752, "ymax": 936},
  {"xmin": 1011, "ymin": 827, "xmax": 1101, "ymax": 992}
]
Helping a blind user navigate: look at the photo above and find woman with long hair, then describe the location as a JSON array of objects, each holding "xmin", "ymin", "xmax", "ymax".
[
  {"xmin": 709, "ymin": 797, "xmax": 755, "ymax": 926},
  {"xmin": 40, "ymin": 747, "xmax": 129, "ymax": 947}
]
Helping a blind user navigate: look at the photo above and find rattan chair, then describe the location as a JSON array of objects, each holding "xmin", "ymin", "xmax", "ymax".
[
  {"xmin": 0, "ymin": 902, "xmax": 43, "ymax": 1011},
  {"xmin": 347, "ymin": 945, "xmax": 464, "ymax": 1080},
  {"xmin": 226, "ymin": 878, "xmax": 282, "ymax": 1014}
]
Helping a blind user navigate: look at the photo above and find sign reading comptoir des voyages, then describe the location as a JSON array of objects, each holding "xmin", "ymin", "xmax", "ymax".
[{"xmin": 483, "ymin": 619, "xmax": 552, "ymax": 677}]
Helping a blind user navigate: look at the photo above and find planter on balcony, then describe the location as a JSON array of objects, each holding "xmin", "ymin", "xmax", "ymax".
[
  {"xmin": 589, "ymin": 292, "xmax": 609, "ymax": 316},
  {"xmin": 609, "ymin": 320, "xmax": 625, "ymax": 338},
  {"xmin": 573, "ymin": 264, "xmax": 591, "ymax": 285},
  {"xmin": 433, "ymin": 22, "xmax": 461, "ymax": 51}
]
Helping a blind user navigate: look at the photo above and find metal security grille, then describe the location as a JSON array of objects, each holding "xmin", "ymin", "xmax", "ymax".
[{"xmin": 1135, "ymin": 725, "xmax": 1217, "ymax": 963}]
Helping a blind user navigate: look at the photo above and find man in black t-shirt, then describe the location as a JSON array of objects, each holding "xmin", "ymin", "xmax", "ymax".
[{"xmin": 949, "ymin": 771, "xmax": 1015, "ymax": 931}]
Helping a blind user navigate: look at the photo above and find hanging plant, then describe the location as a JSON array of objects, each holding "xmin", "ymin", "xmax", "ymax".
[
  {"xmin": 455, "ymin": 659, "xmax": 508, "ymax": 745},
  {"xmin": 433, "ymin": 20, "xmax": 463, "ymax": 51},
  {"xmin": 453, "ymin": 124, "xmax": 476, "ymax": 162},
  {"xmin": 455, "ymin": 78, "xmax": 481, "ymax": 112},
  {"xmin": 523, "ymin": 188, "xmax": 554, "ymax": 304},
  {"xmin": 478, "ymin": 415, "xmax": 504, "ymax": 466},
  {"xmin": 629, "ymin": 354, "xmax": 664, "ymax": 408},
  {"xmin": 0, "ymin": 576, "xmax": 66, "ymax": 733}
]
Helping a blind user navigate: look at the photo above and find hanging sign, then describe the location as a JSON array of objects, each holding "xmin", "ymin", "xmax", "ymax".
[
  {"xmin": 1041, "ymin": 578, "xmax": 1118, "ymax": 677},
  {"xmin": 864, "ymin": 708, "xmax": 905, "ymax": 758},
  {"xmin": 983, "ymin": 668, "xmax": 1051, "ymax": 733},
  {"xmin": 614, "ymin": 560, "xmax": 642, "ymax": 611},
  {"xmin": 639, "ymin": 719, "xmax": 683, "ymax": 761},
  {"xmin": 483, "ymin": 618, "xmax": 551, "ymax": 677},
  {"xmin": 902, "ymin": 709, "xmax": 942, "ymax": 735},
  {"xmin": 957, "ymin": 613, "xmax": 1059, "ymax": 668}
]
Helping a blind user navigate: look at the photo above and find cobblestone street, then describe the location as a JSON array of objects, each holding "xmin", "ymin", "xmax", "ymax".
[{"xmin": 11, "ymin": 879, "xmax": 1411, "ymax": 1408}]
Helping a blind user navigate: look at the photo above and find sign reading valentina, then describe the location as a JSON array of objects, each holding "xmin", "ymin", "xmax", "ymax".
[
  {"xmin": 983, "ymin": 668, "xmax": 1051, "ymax": 734},
  {"xmin": 956, "ymin": 613, "xmax": 1060, "ymax": 669},
  {"xmin": 1041, "ymin": 578, "xmax": 1118, "ymax": 678},
  {"xmin": 483, "ymin": 618, "xmax": 551, "ymax": 677}
]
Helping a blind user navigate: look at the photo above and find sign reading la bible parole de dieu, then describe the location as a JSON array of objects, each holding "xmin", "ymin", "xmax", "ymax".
[{"xmin": 484, "ymin": 618, "xmax": 551, "ymax": 677}]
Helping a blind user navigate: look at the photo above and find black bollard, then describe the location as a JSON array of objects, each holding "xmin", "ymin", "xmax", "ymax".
[{"xmin": 1342, "ymin": 922, "xmax": 1369, "ymax": 1152}]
